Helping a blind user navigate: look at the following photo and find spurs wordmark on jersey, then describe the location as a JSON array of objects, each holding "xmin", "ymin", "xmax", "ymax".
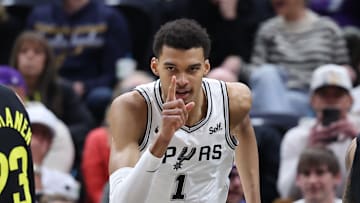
[{"xmin": 136, "ymin": 78, "xmax": 238, "ymax": 203}]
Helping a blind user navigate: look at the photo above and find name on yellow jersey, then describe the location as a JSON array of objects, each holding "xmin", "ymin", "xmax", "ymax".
[{"xmin": 0, "ymin": 107, "xmax": 31, "ymax": 145}]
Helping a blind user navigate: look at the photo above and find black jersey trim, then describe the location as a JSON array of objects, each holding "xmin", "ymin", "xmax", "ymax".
[
  {"xmin": 221, "ymin": 81, "xmax": 237, "ymax": 150},
  {"xmin": 154, "ymin": 80, "xmax": 163, "ymax": 111},
  {"xmin": 135, "ymin": 88, "xmax": 152, "ymax": 152},
  {"xmin": 154, "ymin": 80, "xmax": 212, "ymax": 133},
  {"xmin": 181, "ymin": 80, "xmax": 212, "ymax": 133}
]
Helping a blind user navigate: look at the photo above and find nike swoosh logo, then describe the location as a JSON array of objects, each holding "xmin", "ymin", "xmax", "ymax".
[{"xmin": 146, "ymin": 169, "xmax": 157, "ymax": 173}]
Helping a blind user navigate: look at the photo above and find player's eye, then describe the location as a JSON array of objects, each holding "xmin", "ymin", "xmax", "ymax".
[
  {"xmin": 166, "ymin": 66, "xmax": 175, "ymax": 71},
  {"xmin": 189, "ymin": 65, "xmax": 200, "ymax": 72}
]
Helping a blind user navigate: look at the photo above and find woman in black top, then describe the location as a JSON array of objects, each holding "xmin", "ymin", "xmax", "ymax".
[{"xmin": 10, "ymin": 31, "xmax": 95, "ymax": 173}]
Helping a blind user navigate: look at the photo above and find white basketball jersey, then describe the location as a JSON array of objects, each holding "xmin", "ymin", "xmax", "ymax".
[{"xmin": 135, "ymin": 78, "xmax": 238, "ymax": 203}]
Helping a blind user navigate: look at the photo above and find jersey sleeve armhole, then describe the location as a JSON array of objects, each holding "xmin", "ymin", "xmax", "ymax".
[{"xmin": 135, "ymin": 88, "xmax": 152, "ymax": 152}]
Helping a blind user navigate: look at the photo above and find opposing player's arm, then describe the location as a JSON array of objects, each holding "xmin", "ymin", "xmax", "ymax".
[
  {"xmin": 108, "ymin": 91, "xmax": 161, "ymax": 203},
  {"xmin": 227, "ymin": 82, "xmax": 261, "ymax": 203}
]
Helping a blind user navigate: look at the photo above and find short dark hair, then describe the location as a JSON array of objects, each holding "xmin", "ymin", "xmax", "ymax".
[
  {"xmin": 297, "ymin": 147, "xmax": 340, "ymax": 176},
  {"xmin": 152, "ymin": 18, "xmax": 211, "ymax": 59}
]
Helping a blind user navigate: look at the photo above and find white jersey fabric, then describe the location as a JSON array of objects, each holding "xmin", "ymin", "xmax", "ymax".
[
  {"xmin": 293, "ymin": 198, "xmax": 342, "ymax": 203},
  {"xmin": 135, "ymin": 78, "xmax": 238, "ymax": 203}
]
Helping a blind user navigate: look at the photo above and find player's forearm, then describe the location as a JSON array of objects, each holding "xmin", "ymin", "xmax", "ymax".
[
  {"xmin": 150, "ymin": 132, "xmax": 172, "ymax": 158},
  {"xmin": 235, "ymin": 132, "xmax": 261, "ymax": 203},
  {"xmin": 109, "ymin": 149, "xmax": 162, "ymax": 203}
]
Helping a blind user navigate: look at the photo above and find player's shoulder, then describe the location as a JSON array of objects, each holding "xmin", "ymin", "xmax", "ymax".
[
  {"xmin": 0, "ymin": 85, "xmax": 23, "ymax": 107},
  {"xmin": 111, "ymin": 90, "xmax": 147, "ymax": 112},
  {"xmin": 226, "ymin": 82, "xmax": 252, "ymax": 108},
  {"xmin": 226, "ymin": 81, "xmax": 251, "ymax": 93},
  {"xmin": 0, "ymin": 85, "xmax": 15, "ymax": 96},
  {"xmin": 224, "ymin": 82, "xmax": 252, "ymax": 123}
]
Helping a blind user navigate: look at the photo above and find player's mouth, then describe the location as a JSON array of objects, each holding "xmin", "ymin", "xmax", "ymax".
[{"xmin": 176, "ymin": 90, "xmax": 191, "ymax": 100}]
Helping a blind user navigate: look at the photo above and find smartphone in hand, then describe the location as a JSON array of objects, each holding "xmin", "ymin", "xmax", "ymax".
[
  {"xmin": 322, "ymin": 108, "xmax": 340, "ymax": 126},
  {"xmin": 321, "ymin": 108, "xmax": 340, "ymax": 143}
]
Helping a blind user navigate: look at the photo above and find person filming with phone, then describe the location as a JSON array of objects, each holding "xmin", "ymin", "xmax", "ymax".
[{"xmin": 278, "ymin": 64, "xmax": 360, "ymax": 201}]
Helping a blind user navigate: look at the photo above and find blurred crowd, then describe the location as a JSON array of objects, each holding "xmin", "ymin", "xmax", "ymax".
[{"xmin": 1, "ymin": 0, "xmax": 360, "ymax": 202}]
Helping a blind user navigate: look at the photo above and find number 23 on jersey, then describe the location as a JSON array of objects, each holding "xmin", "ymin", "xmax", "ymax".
[{"xmin": 0, "ymin": 146, "xmax": 32, "ymax": 203}]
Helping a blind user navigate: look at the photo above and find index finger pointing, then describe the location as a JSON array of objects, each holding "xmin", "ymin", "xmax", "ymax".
[{"xmin": 166, "ymin": 76, "xmax": 176, "ymax": 102}]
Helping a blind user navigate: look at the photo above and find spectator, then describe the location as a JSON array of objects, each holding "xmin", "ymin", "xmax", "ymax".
[
  {"xmin": 278, "ymin": 64, "xmax": 359, "ymax": 199},
  {"xmin": 81, "ymin": 113, "xmax": 110, "ymax": 203},
  {"xmin": 219, "ymin": 55, "xmax": 250, "ymax": 85},
  {"xmin": 10, "ymin": 31, "xmax": 94, "ymax": 174},
  {"xmin": 0, "ymin": 5, "xmax": 22, "ymax": 65},
  {"xmin": 26, "ymin": 102, "xmax": 80, "ymax": 203},
  {"xmin": 113, "ymin": 70, "xmax": 155, "ymax": 98},
  {"xmin": 309, "ymin": 0, "xmax": 360, "ymax": 28},
  {"xmin": 187, "ymin": 0, "xmax": 274, "ymax": 66},
  {"xmin": 207, "ymin": 67, "xmax": 281, "ymax": 203},
  {"xmin": 27, "ymin": 0, "xmax": 132, "ymax": 124},
  {"xmin": 0, "ymin": 66, "xmax": 75, "ymax": 173},
  {"xmin": 220, "ymin": 55, "xmax": 243, "ymax": 75},
  {"xmin": 343, "ymin": 135, "xmax": 360, "ymax": 203},
  {"xmin": 250, "ymin": 0, "xmax": 349, "ymax": 117},
  {"xmin": 227, "ymin": 165, "xmax": 246, "ymax": 203},
  {"xmin": 295, "ymin": 147, "xmax": 342, "ymax": 203},
  {"xmin": 345, "ymin": 27, "xmax": 360, "ymax": 114},
  {"xmin": 0, "ymin": 65, "xmax": 27, "ymax": 100},
  {"xmin": 343, "ymin": 27, "xmax": 360, "ymax": 87},
  {"xmin": 29, "ymin": 101, "xmax": 75, "ymax": 174},
  {"xmin": 206, "ymin": 67, "xmax": 238, "ymax": 83}
]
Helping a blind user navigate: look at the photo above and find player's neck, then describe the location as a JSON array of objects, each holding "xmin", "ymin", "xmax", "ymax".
[{"xmin": 186, "ymin": 88, "xmax": 207, "ymax": 126}]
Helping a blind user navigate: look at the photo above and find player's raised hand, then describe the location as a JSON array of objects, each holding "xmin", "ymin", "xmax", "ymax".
[
  {"xmin": 160, "ymin": 76, "xmax": 195, "ymax": 141},
  {"xmin": 166, "ymin": 75, "xmax": 177, "ymax": 102}
]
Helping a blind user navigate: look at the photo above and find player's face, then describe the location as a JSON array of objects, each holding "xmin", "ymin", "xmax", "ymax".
[
  {"xmin": 17, "ymin": 41, "xmax": 46, "ymax": 79},
  {"xmin": 151, "ymin": 45, "xmax": 210, "ymax": 104},
  {"xmin": 296, "ymin": 165, "xmax": 339, "ymax": 202}
]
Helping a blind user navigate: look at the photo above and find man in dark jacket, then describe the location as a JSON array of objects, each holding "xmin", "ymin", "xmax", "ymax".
[{"xmin": 27, "ymin": 0, "xmax": 132, "ymax": 123}]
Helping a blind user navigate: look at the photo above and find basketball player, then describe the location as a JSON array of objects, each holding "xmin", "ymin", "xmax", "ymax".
[
  {"xmin": 109, "ymin": 19, "xmax": 261, "ymax": 203},
  {"xmin": 343, "ymin": 136, "xmax": 360, "ymax": 203},
  {"xmin": 0, "ymin": 85, "xmax": 35, "ymax": 202}
]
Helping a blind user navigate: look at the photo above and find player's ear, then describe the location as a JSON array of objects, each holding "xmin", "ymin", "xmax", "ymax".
[
  {"xmin": 203, "ymin": 59, "xmax": 210, "ymax": 76},
  {"xmin": 151, "ymin": 57, "xmax": 159, "ymax": 76}
]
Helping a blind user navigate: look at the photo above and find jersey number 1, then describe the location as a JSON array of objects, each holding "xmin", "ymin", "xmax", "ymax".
[{"xmin": 171, "ymin": 174, "xmax": 186, "ymax": 200}]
